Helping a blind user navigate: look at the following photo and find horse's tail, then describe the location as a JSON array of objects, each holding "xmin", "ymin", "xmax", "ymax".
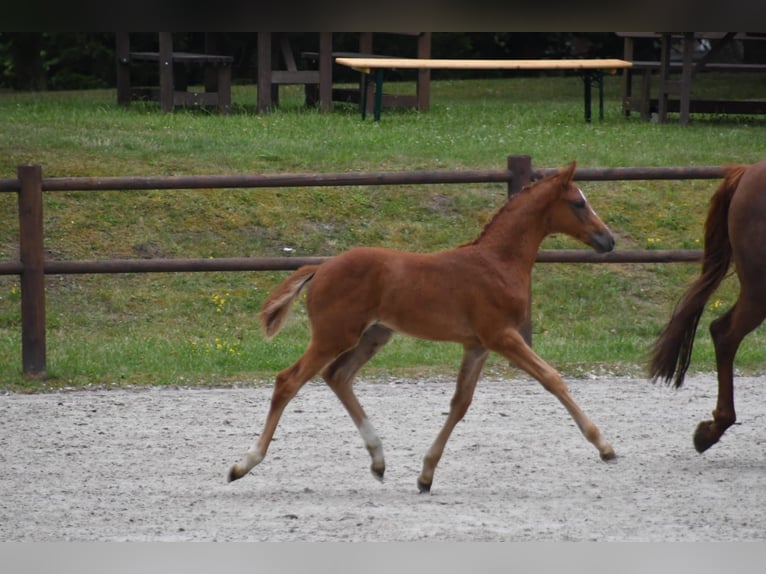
[
  {"xmin": 260, "ymin": 265, "xmax": 319, "ymax": 339},
  {"xmin": 649, "ymin": 164, "xmax": 748, "ymax": 388}
]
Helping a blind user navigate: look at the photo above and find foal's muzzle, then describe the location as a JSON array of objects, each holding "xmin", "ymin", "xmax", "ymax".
[{"xmin": 590, "ymin": 230, "xmax": 615, "ymax": 253}]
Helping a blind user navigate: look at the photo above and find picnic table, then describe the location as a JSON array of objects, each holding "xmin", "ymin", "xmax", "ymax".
[
  {"xmin": 618, "ymin": 32, "xmax": 766, "ymax": 125},
  {"xmin": 116, "ymin": 32, "xmax": 233, "ymax": 113},
  {"xmin": 258, "ymin": 32, "xmax": 431, "ymax": 115},
  {"xmin": 334, "ymin": 57, "xmax": 633, "ymax": 122}
]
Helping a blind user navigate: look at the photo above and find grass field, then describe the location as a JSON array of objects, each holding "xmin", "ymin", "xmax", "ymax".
[{"xmin": 2, "ymin": 73, "xmax": 766, "ymax": 391}]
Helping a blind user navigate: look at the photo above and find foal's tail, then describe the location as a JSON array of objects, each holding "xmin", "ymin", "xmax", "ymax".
[
  {"xmin": 260, "ymin": 265, "xmax": 319, "ymax": 339},
  {"xmin": 649, "ymin": 165, "xmax": 748, "ymax": 388}
]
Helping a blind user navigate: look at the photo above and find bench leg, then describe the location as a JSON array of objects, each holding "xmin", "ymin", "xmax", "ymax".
[
  {"xmin": 582, "ymin": 71, "xmax": 605, "ymax": 122},
  {"xmin": 359, "ymin": 70, "xmax": 385, "ymax": 122},
  {"xmin": 598, "ymin": 71, "xmax": 604, "ymax": 121},
  {"xmin": 640, "ymin": 69, "xmax": 652, "ymax": 120},
  {"xmin": 217, "ymin": 65, "xmax": 231, "ymax": 114},
  {"xmin": 361, "ymin": 73, "xmax": 369, "ymax": 120},
  {"xmin": 582, "ymin": 72, "xmax": 592, "ymax": 123},
  {"xmin": 374, "ymin": 69, "xmax": 384, "ymax": 122}
]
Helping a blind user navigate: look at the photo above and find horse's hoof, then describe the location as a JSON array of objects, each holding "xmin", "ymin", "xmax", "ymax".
[
  {"xmin": 227, "ymin": 465, "xmax": 244, "ymax": 483},
  {"xmin": 417, "ymin": 478, "xmax": 431, "ymax": 494},
  {"xmin": 371, "ymin": 465, "xmax": 385, "ymax": 482},
  {"xmin": 600, "ymin": 446, "xmax": 617, "ymax": 462},
  {"xmin": 693, "ymin": 420, "xmax": 719, "ymax": 453}
]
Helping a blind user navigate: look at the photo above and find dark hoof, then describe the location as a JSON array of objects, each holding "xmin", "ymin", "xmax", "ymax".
[
  {"xmin": 371, "ymin": 466, "xmax": 385, "ymax": 482},
  {"xmin": 600, "ymin": 447, "xmax": 617, "ymax": 462},
  {"xmin": 227, "ymin": 465, "xmax": 244, "ymax": 483},
  {"xmin": 693, "ymin": 420, "xmax": 719, "ymax": 453},
  {"xmin": 417, "ymin": 479, "xmax": 431, "ymax": 494}
]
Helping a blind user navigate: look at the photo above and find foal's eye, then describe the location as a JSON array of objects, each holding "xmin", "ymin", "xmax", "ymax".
[{"xmin": 572, "ymin": 200, "xmax": 587, "ymax": 210}]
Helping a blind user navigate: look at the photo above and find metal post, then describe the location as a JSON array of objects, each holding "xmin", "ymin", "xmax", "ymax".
[
  {"xmin": 583, "ymin": 71, "xmax": 592, "ymax": 122},
  {"xmin": 374, "ymin": 69, "xmax": 384, "ymax": 122},
  {"xmin": 361, "ymin": 73, "xmax": 369, "ymax": 120},
  {"xmin": 598, "ymin": 70, "xmax": 605, "ymax": 120},
  {"xmin": 507, "ymin": 155, "xmax": 534, "ymax": 346},
  {"xmin": 17, "ymin": 164, "xmax": 46, "ymax": 379}
]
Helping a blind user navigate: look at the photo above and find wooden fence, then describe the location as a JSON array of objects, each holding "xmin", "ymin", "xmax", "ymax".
[{"xmin": 0, "ymin": 155, "xmax": 728, "ymax": 378}]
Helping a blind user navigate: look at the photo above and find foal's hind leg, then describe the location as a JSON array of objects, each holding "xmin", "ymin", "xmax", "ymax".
[
  {"xmin": 488, "ymin": 329, "xmax": 615, "ymax": 461},
  {"xmin": 695, "ymin": 292, "xmax": 766, "ymax": 452},
  {"xmin": 417, "ymin": 345, "xmax": 488, "ymax": 493},
  {"xmin": 322, "ymin": 324, "xmax": 394, "ymax": 481},
  {"xmin": 228, "ymin": 343, "xmax": 335, "ymax": 482}
]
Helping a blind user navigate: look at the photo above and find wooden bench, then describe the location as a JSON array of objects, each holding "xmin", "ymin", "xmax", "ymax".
[
  {"xmin": 618, "ymin": 32, "xmax": 766, "ymax": 124},
  {"xmin": 116, "ymin": 32, "xmax": 233, "ymax": 113},
  {"xmin": 256, "ymin": 33, "xmax": 333, "ymax": 114},
  {"xmin": 334, "ymin": 57, "xmax": 632, "ymax": 122},
  {"xmin": 302, "ymin": 32, "xmax": 432, "ymax": 114},
  {"xmin": 625, "ymin": 60, "xmax": 766, "ymax": 120},
  {"xmin": 257, "ymin": 32, "xmax": 431, "ymax": 115},
  {"xmin": 302, "ymin": 51, "xmax": 431, "ymax": 113}
]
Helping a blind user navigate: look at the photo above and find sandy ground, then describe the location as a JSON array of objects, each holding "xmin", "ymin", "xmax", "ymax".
[{"xmin": 1, "ymin": 373, "xmax": 765, "ymax": 542}]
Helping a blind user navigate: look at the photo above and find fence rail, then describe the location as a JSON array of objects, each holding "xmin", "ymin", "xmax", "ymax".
[
  {"xmin": 0, "ymin": 165, "xmax": 729, "ymax": 194},
  {"xmin": 1, "ymin": 155, "xmax": 724, "ymax": 378}
]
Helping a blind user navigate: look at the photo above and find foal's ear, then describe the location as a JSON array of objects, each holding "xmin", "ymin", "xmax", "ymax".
[{"xmin": 557, "ymin": 161, "xmax": 577, "ymax": 185}]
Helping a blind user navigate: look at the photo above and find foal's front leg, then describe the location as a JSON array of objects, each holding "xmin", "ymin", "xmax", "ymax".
[
  {"xmin": 490, "ymin": 329, "xmax": 615, "ymax": 461},
  {"xmin": 418, "ymin": 345, "xmax": 488, "ymax": 493}
]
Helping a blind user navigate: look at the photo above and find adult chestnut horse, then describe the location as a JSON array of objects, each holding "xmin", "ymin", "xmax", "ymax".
[
  {"xmin": 650, "ymin": 160, "xmax": 766, "ymax": 453},
  {"xmin": 229, "ymin": 162, "xmax": 616, "ymax": 492}
]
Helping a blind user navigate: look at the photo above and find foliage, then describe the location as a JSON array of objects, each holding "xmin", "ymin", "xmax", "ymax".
[
  {"xmin": 0, "ymin": 32, "xmax": 626, "ymax": 91},
  {"xmin": 1, "ymin": 74, "xmax": 766, "ymax": 391}
]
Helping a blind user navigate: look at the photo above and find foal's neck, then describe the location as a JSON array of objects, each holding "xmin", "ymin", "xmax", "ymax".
[{"xmin": 469, "ymin": 187, "xmax": 553, "ymax": 262}]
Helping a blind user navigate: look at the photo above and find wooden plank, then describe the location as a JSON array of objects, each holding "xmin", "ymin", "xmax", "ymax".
[
  {"xmin": 271, "ymin": 70, "xmax": 320, "ymax": 85},
  {"xmin": 130, "ymin": 52, "xmax": 233, "ymax": 65},
  {"xmin": 173, "ymin": 91, "xmax": 220, "ymax": 107},
  {"xmin": 630, "ymin": 61, "xmax": 766, "ymax": 72},
  {"xmin": 335, "ymin": 57, "xmax": 632, "ymax": 71},
  {"xmin": 645, "ymin": 98, "xmax": 766, "ymax": 115}
]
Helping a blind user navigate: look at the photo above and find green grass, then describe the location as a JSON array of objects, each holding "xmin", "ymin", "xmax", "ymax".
[{"xmin": 2, "ymin": 74, "xmax": 766, "ymax": 391}]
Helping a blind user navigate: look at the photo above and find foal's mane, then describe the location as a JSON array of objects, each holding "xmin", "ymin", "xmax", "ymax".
[{"xmin": 459, "ymin": 174, "xmax": 550, "ymax": 248}]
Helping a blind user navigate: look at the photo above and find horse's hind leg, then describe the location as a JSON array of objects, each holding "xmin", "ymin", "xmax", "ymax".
[
  {"xmin": 695, "ymin": 291, "xmax": 766, "ymax": 452},
  {"xmin": 489, "ymin": 329, "xmax": 615, "ymax": 461},
  {"xmin": 417, "ymin": 345, "xmax": 488, "ymax": 493},
  {"xmin": 228, "ymin": 343, "xmax": 335, "ymax": 482},
  {"xmin": 322, "ymin": 324, "xmax": 394, "ymax": 481}
]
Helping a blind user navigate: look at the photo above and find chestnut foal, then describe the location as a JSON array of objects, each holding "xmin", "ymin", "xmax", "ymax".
[{"xmin": 229, "ymin": 162, "xmax": 616, "ymax": 492}]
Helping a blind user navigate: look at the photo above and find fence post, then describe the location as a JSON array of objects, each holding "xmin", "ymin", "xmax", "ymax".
[
  {"xmin": 17, "ymin": 164, "xmax": 46, "ymax": 379},
  {"xmin": 507, "ymin": 154, "xmax": 532, "ymax": 197},
  {"xmin": 507, "ymin": 155, "xmax": 533, "ymax": 346}
]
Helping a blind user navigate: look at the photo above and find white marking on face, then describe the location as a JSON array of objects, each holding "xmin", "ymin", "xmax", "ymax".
[{"xmin": 577, "ymin": 187, "xmax": 598, "ymax": 216}]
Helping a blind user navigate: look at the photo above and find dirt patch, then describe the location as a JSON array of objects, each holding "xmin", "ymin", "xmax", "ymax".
[{"xmin": 1, "ymin": 374, "xmax": 765, "ymax": 541}]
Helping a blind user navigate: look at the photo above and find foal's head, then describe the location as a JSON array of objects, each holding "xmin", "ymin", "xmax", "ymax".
[{"xmin": 541, "ymin": 162, "xmax": 615, "ymax": 253}]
